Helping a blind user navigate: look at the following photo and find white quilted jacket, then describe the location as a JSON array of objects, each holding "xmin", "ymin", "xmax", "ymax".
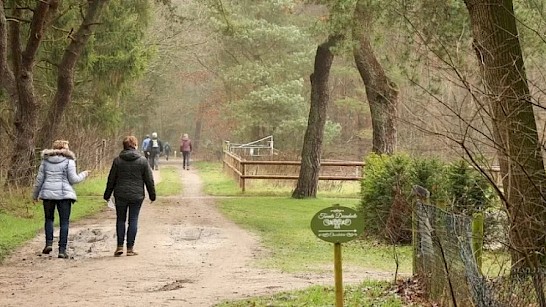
[{"xmin": 32, "ymin": 149, "xmax": 88, "ymax": 201}]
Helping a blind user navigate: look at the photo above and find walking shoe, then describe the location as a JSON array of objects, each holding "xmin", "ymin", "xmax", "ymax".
[
  {"xmin": 126, "ymin": 248, "xmax": 138, "ymax": 256},
  {"xmin": 114, "ymin": 246, "xmax": 124, "ymax": 257},
  {"xmin": 42, "ymin": 245, "xmax": 53, "ymax": 254},
  {"xmin": 58, "ymin": 250, "xmax": 69, "ymax": 259}
]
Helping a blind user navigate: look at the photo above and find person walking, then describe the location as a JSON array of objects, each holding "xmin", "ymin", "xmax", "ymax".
[
  {"xmin": 163, "ymin": 142, "xmax": 172, "ymax": 161},
  {"xmin": 141, "ymin": 134, "xmax": 151, "ymax": 162},
  {"xmin": 104, "ymin": 136, "xmax": 156, "ymax": 257},
  {"xmin": 146, "ymin": 132, "xmax": 163, "ymax": 170},
  {"xmin": 32, "ymin": 140, "xmax": 90, "ymax": 259},
  {"xmin": 180, "ymin": 133, "xmax": 192, "ymax": 170}
]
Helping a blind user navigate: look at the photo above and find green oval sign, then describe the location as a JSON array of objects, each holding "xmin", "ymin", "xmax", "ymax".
[{"xmin": 310, "ymin": 205, "xmax": 364, "ymax": 243}]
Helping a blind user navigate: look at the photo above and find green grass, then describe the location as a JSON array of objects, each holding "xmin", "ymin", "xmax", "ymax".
[
  {"xmin": 195, "ymin": 163, "xmax": 414, "ymax": 305},
  {"xmin": 217, "ymin": 197, "xmax": 412, "ymax": 274},
  {"xmin": 196, "ymin": 161, "xmax": 412, "ymax": 273},
  {"xmin": 195, "ymin": 161, "xmax": 361, "ymax": 198},
  {"xmin": 195, "ymin": 161, "xmax": 242, "ymax": 196},
  {"xmin": 482, "ymin": 250, "xmax": 511, "ymax": 277},
  {"xmin": 215, "ymin": 281, "xmax": 406, "ymax": 306},
  {"xmin": 155, "ymin": 166, "xmax": 182, "ymax": 196},
  {"xmin": 74, "ymin": 171, "xmax": 108, "ymax": 196}
]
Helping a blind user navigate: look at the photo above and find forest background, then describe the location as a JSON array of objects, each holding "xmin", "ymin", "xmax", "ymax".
[
  {"xmin": 1, "ymin": 0, "xmax": 546, "ymax": 303},
  {"xmin": 3, "ymin": 0, "xmax": 544, "ymax": 178},
  {"xmin": 0, "ymin": 0, "xmax": 544, "ymax": 178}
]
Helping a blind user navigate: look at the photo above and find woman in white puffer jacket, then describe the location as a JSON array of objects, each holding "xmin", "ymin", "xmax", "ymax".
[{"xmin": 32, "ymin": 140, "xmax": 89, "ymax": 259}]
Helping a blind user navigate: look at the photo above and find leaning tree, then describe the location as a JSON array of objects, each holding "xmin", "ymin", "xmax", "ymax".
[{"xmin": 463, "ymin": 0, "xmax": 546, "ymax": 275}]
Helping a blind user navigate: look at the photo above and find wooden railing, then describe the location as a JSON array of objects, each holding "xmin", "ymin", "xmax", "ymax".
[
  {"xmin": 222, "ymin": 150, "xmax": 505, "ymax": 193},
  {"xmin": 222, "ymin": 150, "xmax": 364, "ymax": 192}
]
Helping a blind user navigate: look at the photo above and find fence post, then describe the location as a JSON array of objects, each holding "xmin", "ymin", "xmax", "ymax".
[
  {"xmin": 412, "ymin": 185, "xmax": 430, "ymax": 276},
  {"xmin": 472, "ymin": 212, "xmax": 484, "ymax": 273},
  {"xmin": 101, "ymin": 139, "xmax": 106, "ymax": 169},
  {"xmin": 241, "ymin": 162, "xmax": 246, "ymax": 193}
]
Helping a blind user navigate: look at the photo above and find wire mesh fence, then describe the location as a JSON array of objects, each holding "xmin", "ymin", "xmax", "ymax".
[{"xmin": 414, "ymin": 202, "xmax": 546, "ymax": 306}]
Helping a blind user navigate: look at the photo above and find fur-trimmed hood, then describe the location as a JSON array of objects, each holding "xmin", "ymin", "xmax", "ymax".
[
  {"xmin": 32, "ymin": 148, "xmax": 87, "ymax": 201},
  {"xmin": 41, "ymin": 148, "xmax": 76, "ymax": 162}
]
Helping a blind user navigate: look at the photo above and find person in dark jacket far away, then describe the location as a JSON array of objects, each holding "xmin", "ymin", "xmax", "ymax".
[
  {"xmin": 32, "ymin": 140, "xmax": 90, "ymax": 259},
  {"xmin": 104, "ymin": 136, "xmax": 156, "ymax": 257},
  {"xmin": 163, "ymin": 142, "xmax": 172, "ymax": 161},
  {"xmin": 146, "ymin": 132, "xmax": 163, "ymax": 170},
  {"xmin": 180, "ymin": 133, "xmax": 192, "ymax": 170}
]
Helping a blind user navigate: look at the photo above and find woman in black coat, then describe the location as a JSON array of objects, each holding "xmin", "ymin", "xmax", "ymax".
[{"xmin": 104, "ymin": 136, "xmax": 156, "ymax": 256}]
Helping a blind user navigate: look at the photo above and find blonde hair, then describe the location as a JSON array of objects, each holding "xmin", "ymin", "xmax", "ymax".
[
  {"xmin": 52, "ymin": 140, "xmax": 69, "ymax": 150},
  {"xmin": 123, "ymin": 136, "xmax": 138, "ymax": 150}
]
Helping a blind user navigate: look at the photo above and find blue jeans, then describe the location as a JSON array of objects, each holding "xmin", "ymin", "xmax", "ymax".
[
  {"xmin": 43, "ymin": 199, "xmax": 72, "ymax": 251},
  {"xmin": 115, "ymin": 198, "xmax": 143, "ymax": 248}
]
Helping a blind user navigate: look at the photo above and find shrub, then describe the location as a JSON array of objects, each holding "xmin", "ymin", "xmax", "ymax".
[
  {"xmin": 359, "ymin": 153, "xmax": 413, "ymax": 242},
  {"xmin": 359, "ymin": 154, "xmax": 496, "ymax": 243},
  {"xmin": 410, "ymin": 157, "xmax": 448, "ymax": 206},
  {"xmin": 445, "ymin": 160, "xmax": 494, "ymax": 215}
]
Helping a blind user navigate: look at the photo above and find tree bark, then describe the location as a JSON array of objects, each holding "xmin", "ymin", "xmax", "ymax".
[
  {"xmin": 37, "ymin": 0, "xmax": 109, "ymax": 149},
  {"xmin": 4, "ymin": 1, "xmax": 56, "ymax": 186},
  {"xmin": 463, "ymin": 0, "xmax": 546, "ymax": 274},
  {"xmin": 1, "ymin": 0, "xmax": 108, "ymax": 186},
  {"xmin": 292, "ymin": 35, "xmax": 339, "ymax": 199},
  {"xmin": 0, "ymin": 2, "xmax": 16, "ymax": 142},
  {"xmin": 352, "ymin": 0, "xmax": 398, "ymax": 155},
  {"xmin": 0, "ymin": 1, "xmax": 17, "ymax": 106}
]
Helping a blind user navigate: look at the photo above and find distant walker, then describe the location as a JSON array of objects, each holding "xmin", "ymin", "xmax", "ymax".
[{"xmin": 180, "ymin": 133, "xmax": 192, "ymax": 170}]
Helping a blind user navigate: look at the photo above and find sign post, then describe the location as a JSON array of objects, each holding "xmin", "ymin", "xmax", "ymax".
[{"xmin": 310, "ymin": 204, "xmax": 364, "ymax": 307}]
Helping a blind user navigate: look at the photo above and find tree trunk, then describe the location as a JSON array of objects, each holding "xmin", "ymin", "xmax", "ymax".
[
  {"xmin": 0, "ymin": 1, "xmax": 17, "ymax": 107},
  {"xmin": 352, "ymin": 0, "xmax": 398, "ymax": 155},
  {"xmin": 292, "ymin": 35, "xmax": 339, "ymax": 199},
  {"xmin": 37, "ymin": 0, "xmax": 108, "ymax": 149},
  {"xmin": 4, "ymin": 1, "xmax": 56, "ymax": 186},
  {"xmin": 0, "ymin": 2, "xmax": 16, "ymax": 142},
  {"xmin": 464, "ymin": 0, "xmax": 546, "ymax": 274}
]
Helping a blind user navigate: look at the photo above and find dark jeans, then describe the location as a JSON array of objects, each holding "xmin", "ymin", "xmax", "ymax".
[
  {"xmin": 43, "ymin": 199, "xmax": 72, "ymax": 251},
  {"xmin": 182, "ymin": 151, "xmax": 191, "ymax": 168},
  {"xmin": 115, "ymin": 198, "xmax": 143, "ymax": 248},
  {"xmin": 149, "ymin": 150, "xmax": 160, "ymax": 169}
]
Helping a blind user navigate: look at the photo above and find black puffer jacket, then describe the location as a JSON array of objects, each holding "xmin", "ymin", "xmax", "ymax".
[{"xmin": 103, "ymin": 149, "xmax": 156, "ymax": 202}]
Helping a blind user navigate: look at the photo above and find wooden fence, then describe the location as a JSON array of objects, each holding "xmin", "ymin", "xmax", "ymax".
[{"xmin": 222, "ymin": 150, "xmax": 365, "ymax": 192}]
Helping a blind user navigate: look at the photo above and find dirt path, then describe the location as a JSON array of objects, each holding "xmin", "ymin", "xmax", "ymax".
[{"xmin": 0, "ymin": 160, "xmax": 395, "ymax": 307}]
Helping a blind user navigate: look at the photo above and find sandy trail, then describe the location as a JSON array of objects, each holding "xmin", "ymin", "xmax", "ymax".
[{"xmin": 0, "ymin": 160, "xmax": 394, "ymax": 307}]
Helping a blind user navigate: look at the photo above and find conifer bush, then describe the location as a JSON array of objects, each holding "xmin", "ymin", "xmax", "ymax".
[
  {"xmin": 359, "ymin": 153, "xmax": 413, "ymax": 241},
  {"xmin": 358, "ymin": 153, "xmax": 496, "ymax": 243}
]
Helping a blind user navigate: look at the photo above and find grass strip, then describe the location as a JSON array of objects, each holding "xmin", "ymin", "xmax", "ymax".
[
  {"xmin": 217, "ymin": 196, "xmax": 412, "ymax": 274},
  {"xmin": 155, "ymin": 166, "xmax": 182, "ymax": 196},
  {"xmin": 215, "ymin": 281, "xmax": 405, "ymax": 307},
  {"xmin": 196, "ymin": 161, "xmax": 360, "ymax": 198}
]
